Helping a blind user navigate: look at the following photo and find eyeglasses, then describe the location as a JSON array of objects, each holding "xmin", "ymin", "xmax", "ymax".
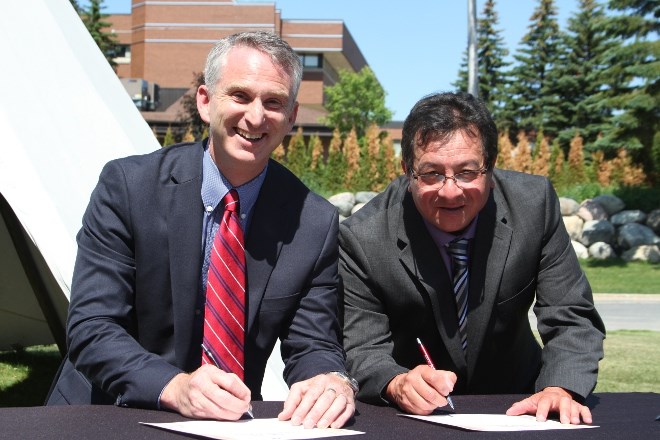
[{"xmin": 410, "ymin": 165, "xmax": 488, "ymax": 190}]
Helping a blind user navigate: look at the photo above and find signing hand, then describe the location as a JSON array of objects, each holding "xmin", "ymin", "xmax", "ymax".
[
  {"xmin": 385, "ymin": 365, "xmax": 456, "ymax": 415},
  {"xmin": 506, "ymin": 386, "xmax": 592, "ymax": 424},
  {"xmin": 159, "ymin": 364, "xmax": 251, "ymax": 420},
  {"xmin": 278, "ymin": 373, "xmax": 356, "ymax": 429}
]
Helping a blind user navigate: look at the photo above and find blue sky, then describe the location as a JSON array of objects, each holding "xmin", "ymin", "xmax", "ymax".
[{"xmin": 87, "ymin": 0, "xmax": 579, "ymax": 120}]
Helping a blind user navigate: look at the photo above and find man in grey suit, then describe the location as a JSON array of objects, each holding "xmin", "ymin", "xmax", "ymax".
[
  {"xmin": 339, "ymin": 92, "xmax": 605, "ymax": 424},
  {"xmin": 46, "ymin": 31, "xmax": 357, "ymax": 429}
]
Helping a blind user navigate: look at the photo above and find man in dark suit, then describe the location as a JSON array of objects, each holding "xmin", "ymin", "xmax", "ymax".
[
  {"xmin": 47, "ymin": 31, "xmax": 357, "ymax": 429},
  {"xmin": 340, "ymin": 92, "xmax": 605, "ymax": 425}
]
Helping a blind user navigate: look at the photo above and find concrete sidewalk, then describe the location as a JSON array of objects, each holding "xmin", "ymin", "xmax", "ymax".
[{"xmin": 529, "ymin": 294, "xmax": 660, "ymax": 332}]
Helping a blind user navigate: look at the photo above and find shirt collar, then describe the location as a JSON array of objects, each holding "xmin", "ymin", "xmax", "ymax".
[
  {"xmin": 424, "ymin": 215, "xmax": 478, "ymax": 248},
  {"xmin": 201, "ymin": 142, "xmax": 266, "ymax": 216}
]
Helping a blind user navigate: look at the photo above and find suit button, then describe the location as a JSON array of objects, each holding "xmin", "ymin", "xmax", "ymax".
[{"xmin": 195, "ymin": 309, "xmax": 201, "ymax": 315}]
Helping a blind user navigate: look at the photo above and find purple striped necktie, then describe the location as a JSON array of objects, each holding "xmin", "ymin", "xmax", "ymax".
[{"xmin": 448, "ymin": 238, "xmax": 469, "ymax": 352}]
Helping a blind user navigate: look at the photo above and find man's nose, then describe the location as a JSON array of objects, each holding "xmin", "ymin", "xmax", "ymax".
[{"xmin": 245, "ymin": 100, "xmax": 265, "ymax": 125}]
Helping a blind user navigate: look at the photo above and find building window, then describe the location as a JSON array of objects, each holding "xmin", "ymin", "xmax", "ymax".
[
  {"xmin": 300, "ymin": 53, "xmax": 322, "ymax": 69},
  {"xmin": 111, "ymin": 44, "xmax": 131, "ymax": 64}
]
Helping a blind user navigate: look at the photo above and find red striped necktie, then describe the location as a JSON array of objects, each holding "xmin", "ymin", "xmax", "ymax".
[{"xmin": 202, "ymin": 189, "xmax": 246, "ymax": 379}]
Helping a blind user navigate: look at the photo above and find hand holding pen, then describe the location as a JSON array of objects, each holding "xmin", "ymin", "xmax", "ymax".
[
  {"xmin": 201, "ymin": 343, "xmax": 254, "ymax": 418},
  {"xmin": 416, "ymin": 338, "xmax": 455, "ymax": 411}
]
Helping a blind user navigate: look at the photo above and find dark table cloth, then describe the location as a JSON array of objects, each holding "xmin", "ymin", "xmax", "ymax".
[{"xmin": 1, "ymin": 393, "xmax": 657, "ymax": 439}]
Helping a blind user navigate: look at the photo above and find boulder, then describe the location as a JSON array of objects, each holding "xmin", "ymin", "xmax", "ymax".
[
  {"xmin": 617, "ymin": 223, "xmax": 660, "ymax": 249},
  {"xmin": 588, "ymin": 242, "xmax": 616, "ymax": 260},
  {"xmin": 355, "ymin": 191, "xmax": 379, "ymax": 204},
  {"xmin": 559, "ymin": 197, "xmax": 580, "ymax": 216},
  {"xmin": 328, "ymin": 192, "xmax": 356, "ymax": 217},
  {"xmin": 592, "ymin": 194, "xmax": 625, "ymax": 215},
  {"xmin": 580, "ymin": 220, "xmax": 615, "ymax": 247},
  {"xmin": 563, "ymin": 215, "xmax": 584, "ymax": 241},
  {"xmin": 621, "ymin": 245, "xmax": 660, "ymax": 264},
  {"xmin": 571, "ymin": 241, "xmax": 589, "ymax": 259},
  {"xmin": 577, "ymin": 199, "xmax": 608, "ymax": 221},
  {"xmin": 351, "ymin": 202, "xmax": 366, "ymax": 215},
  {"xmin": 646, "ymin": 209, "xmax": 660, "ymax": 234},
  {"xmin": 610, "ymin": 210, "xmax": 646, "ymax": 226}
]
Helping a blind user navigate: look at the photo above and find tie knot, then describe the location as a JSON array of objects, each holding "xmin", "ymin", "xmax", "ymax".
[
  {"xmin": 447, "ymin": 238, "xmax": 470, "ymax": 258},
  {"xmin": 222, "ymin": 189, "xmax": 240, "ymax": 213}
]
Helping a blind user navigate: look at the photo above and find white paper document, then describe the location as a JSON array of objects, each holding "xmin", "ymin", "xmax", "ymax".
[
  {"xmin": 399, "ymin": 413, "xmax": 599, "ymax": 431},
  {"xmin": 140, "ymin": 418, "xmax": 364, "ymax": 439}
]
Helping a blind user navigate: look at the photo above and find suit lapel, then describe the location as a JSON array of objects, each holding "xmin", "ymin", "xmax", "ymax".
[
  {"xmin": 466, "ymin": 190, "xmax": 512, "ymax": 379},
  {"xmin": 244, "ymin": 162, "xmax": 289, "ymax": 332},
  {"xmin": 166, "ymin": 144, "xmax": 204, "ymax": 370},
  {"xmin": 397, "ymin": 192, "xmax": 468, "ymax": 370}
]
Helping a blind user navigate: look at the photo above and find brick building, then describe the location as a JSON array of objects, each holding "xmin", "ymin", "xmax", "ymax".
[{"xmin": 107, "ymin": 0, "xmax": 401, "ymax": 148}]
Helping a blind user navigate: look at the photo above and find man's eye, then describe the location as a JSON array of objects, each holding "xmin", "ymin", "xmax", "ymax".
[{"xmin": 264, "ymin": 98, "xmax": 287, "ymax": 110}]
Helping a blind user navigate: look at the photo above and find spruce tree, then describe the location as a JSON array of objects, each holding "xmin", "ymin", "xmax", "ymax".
[
  {"xmin": 80, "ymin": 0, "xmax": 119, "ymax": 69},
  {"xmin": 552, "ymin": 0, "xmax": 615, "ymax": 151},
  {"xmin": 595, "ymin": 0, "xmax": 659, "ymax": 181},
  {"xmin": 506, "ymin": 0, "xmax": 564, "ymax": 138}
]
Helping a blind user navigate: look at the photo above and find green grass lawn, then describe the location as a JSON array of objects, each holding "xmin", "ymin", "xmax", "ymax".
[
  {"xmin": 580, "ymin": 260, "xmax": 660, "ymax": 294},
  {"xmin": 1, "ymin": 329, "xmax": 659, "ymax": 407}
]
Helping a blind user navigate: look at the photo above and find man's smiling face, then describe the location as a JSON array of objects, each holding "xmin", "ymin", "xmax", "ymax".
[
  {"xmin": 405, "ymin": 129, "xmax": 494, "ymax": 233},
  {"xmin": 197, "ymin": 45, "xmax": 298, "ymax": 186}
]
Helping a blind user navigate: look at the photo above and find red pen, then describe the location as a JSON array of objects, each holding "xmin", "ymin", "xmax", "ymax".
[{"xmin": 416, "ymin": 338, "xmax": 455, "ymax": 410}]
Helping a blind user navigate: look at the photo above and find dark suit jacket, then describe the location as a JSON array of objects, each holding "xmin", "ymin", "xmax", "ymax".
[
  {"xmin": 47, "ymin": 141, "xmax": 345, "ymax": 407},
  {"xmin": 339, "ymin": 170, "xmax": 605, "ymax": 405}
]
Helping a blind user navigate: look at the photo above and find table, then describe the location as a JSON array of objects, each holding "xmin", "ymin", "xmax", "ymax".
[{"xmin": 1, "ymin": 393, "xmax": 657, "ymax": 439}]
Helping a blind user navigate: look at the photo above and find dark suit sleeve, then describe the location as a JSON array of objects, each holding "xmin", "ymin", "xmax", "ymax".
[
  {"xmin": 279, "ymin": 208, "xmax": 347, "ymax": 385},
  {"xmin": 66, "ymin": 160, "xmax": 182, "ymax": 408},
  {"xmin": 530, "ymin": 177, "xmax": 605, "ymax": 398}
]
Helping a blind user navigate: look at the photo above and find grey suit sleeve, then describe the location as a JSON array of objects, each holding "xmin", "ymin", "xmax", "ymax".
[
  {"xmin": 339, "ymin": 223, "xmax": 408, "ymax": 404},
  {"xmin": 532, "ymin": 178, "xmax": 605, "ymax": 399},
  {"xmin": 66, "ymin": 160, "xmax": 182, "ymax": 408}
]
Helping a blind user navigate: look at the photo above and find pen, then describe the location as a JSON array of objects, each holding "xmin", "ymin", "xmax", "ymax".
[
  {"xmin": 201, "ymin": 343, "xmax": 254, "ymax": 418},
  {"xmin": 416, "ymin": 338, "xmax": 455, "ymax": 411}
]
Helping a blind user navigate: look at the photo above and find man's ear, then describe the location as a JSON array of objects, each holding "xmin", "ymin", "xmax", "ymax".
[
  {"xmin": 288, "ymin": 101, "xmax": 299, "ymax": 128},
  {"xmin": 401, "ymin": 159, "xmax": 408, "ymax": 175},
  {"xmin": 196, "ymin": 84, "xmax": 211, "ymax": 123}
]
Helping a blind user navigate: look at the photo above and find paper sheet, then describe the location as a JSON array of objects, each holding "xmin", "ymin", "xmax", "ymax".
[
  {"xmin": 140, "ymin": 418, "xmax": 364, "ymax": 439},
  {"xmin": 399, "ymin": 413, "xmax": 599, "ymax": 431}
]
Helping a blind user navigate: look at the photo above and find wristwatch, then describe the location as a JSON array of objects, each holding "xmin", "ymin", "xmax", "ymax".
[{"xmin": 326, "ymin": 371, "xmax": 360, "ymax": 395}]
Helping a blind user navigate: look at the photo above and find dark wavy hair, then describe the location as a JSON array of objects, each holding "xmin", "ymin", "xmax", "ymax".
[{"xmin": 401, "ymin": 92, "xmax": 498, "ymax": 174}]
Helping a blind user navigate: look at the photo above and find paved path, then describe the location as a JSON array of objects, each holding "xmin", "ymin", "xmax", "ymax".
[{"xmin": 529, "ymin": 294, "xmax": 660, "ymax": 332}]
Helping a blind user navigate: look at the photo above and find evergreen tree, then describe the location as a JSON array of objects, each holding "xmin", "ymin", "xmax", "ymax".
[
  {"xmin": 595, "ymin": 0, "xmax": 659, "ymax": 181},
  {"xmin": 284, "ymin": 127, "xmax": 308, "ymax": 177},
  {"xmin": 506, "ymin": 0, "xmax": 564, "ymax": 137},
  {"xmin": 162, "ymin": 126, "xmax": 176, "ymax": 147},
  {"xmin": 323, "ymin": 67, "xmax": 392, "ymax": 138},
  {"xmin": 553, "ymin": 0, "xmax": 616, "ymax": 151},
  {"xmin": 343, "ymin": 128, "xmax": 361, "ymax": 189},
  {"xmin": 454, "ymin": 0, "xmax": 511, "ymax": 124},
  {"xmin": 323, "ymin": 129, "xmax": 348, "ymax": 194},
  {"xmin": 70, "ymin": 0, "xmax": 81, "ymax": 13},
  {"xmin": 80, "ymin": 0, "xmax": 119, "ymax": 69},
  {"xmin": 532, "ymin": 131, "xmax": 551, "ymax": 176},
  {"xmin": 567, "ymin": 132, "xmax": 588, "ymax": 183}
]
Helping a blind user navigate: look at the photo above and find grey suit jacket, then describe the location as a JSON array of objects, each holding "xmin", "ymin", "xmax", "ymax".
[
  {"xmin": 47, "ymin": 140, "xmax": 345, "ymax": 407},
  {"xmin": 339, "ymin": 170, "xmax": 605, "ymax": 405}
]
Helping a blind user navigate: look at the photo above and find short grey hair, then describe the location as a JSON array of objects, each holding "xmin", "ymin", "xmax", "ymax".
[{"xmin": 204, "ymin": 31, "xmax": 303, "ymax": 105}]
